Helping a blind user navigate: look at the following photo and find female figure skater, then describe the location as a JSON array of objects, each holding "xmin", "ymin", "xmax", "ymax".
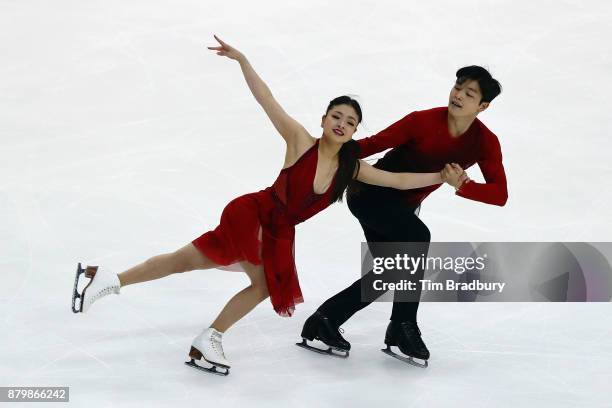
[{"xmin": 71, "ymin": 35, "xmax": 468, "ymax": 375}]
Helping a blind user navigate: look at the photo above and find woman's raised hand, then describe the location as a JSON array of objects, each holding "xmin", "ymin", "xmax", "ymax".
[
  {"xmin": 207, "ymin": 35, "xmax": 244, "ymax": 61},
  {"xmin": 204, "ymin": 34, "xmax": 306, "ymax": 146}
]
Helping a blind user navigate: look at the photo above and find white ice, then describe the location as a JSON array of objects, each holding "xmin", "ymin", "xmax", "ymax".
[{"xmin": 1, "ymin": 0, "xmax": 612, "ymax": 407}]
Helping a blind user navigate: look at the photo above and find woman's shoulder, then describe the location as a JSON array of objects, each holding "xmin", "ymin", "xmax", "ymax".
[
  {"xmin": 294, "ymin": 132, "xmax": 317, "ymax": 152},
  {"xmin": 283, "ymin": 134, "xmax": 317, "ymax": 169}
]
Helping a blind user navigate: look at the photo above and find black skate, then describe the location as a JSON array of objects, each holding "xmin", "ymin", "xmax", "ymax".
[
  {"xmin": 184, "ymin": 347, "xmax": 230, "ymax": 376},
  {"xmin": 381, "ymin": 321, "xmax": 429, "ymax": 368},
  {"xmin": 296, "ymin": 311, "xmax": 350, "ymax": 358},
  {"xmin": 71, "ymin": 263, "xmax": 97, "ymax": 313}
]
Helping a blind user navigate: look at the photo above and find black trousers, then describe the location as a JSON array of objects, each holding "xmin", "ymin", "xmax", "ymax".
[{"xmin": 318, "ymin": 183, "xmax": 431, "ymax": 326}]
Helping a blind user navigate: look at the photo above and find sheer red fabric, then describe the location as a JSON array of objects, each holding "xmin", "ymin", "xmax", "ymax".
[{"xmin": 192, "ymin": 139, "xmax": 335, "ymax": 316}]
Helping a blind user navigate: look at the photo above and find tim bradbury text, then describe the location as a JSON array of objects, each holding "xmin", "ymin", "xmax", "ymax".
[{"xmin": 372, "ymin": 279, "xmax": 507, "ymax": 293}]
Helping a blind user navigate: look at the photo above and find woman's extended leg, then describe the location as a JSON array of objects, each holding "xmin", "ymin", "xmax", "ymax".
[
  {"xmin": 209, "ymin": 261, "xmax": 269, "ymax": 333},
  {"xmin": 118, "ymin": 243, "xmax": 218, "ymax": 287},
  {"xmin": 186, "ymin": 261, "xmax": 268, "ymax": 371}
]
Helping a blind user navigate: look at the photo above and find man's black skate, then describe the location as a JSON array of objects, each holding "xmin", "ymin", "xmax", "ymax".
[
  {"xmin": 382, "ymin": 321, "xmax": 429, "ymax": 368},
  {"xmin": 296, "ymin": 311, "xmax": 350, "ymax": 358}
]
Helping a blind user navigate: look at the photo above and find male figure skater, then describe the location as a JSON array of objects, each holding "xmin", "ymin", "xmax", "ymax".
[{"xmin": 298, "ymin": 66, "xmax": 507, "ymax": 366}]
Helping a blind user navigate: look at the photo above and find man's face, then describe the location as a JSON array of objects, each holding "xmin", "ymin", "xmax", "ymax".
[{"xmin": 448, "ymin": 79, "xmax": 489, "ymax": 118}]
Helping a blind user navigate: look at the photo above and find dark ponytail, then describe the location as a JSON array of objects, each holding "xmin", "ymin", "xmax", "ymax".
[
  {"xmin": 330, "ymin": 139, "xmax": 361, "ymax": 203},
  {"xmin": 325, "ymin": 96, "xmax": 363, "ymax": 204}
]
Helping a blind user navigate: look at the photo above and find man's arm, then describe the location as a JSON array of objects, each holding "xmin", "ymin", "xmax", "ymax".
[
  {"xmin": 455, "ymin": 134, "xmax": 508, "ymax": 206},
  {"xmin": 357, "ymin": 112, "xmax": 419, "ymax": 159}
]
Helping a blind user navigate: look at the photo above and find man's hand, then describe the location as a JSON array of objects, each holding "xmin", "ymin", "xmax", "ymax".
[{"xmin": 442, "ymin": 163, "xmax": 470, "ymax": 189}]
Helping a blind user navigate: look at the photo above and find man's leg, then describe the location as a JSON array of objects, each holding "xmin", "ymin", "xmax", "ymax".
[
  {"xmin": 317, "ymin": 186, "xmax": 423, "ymax": 326},
  {"xmin": 299, "ymin": 185, "xmax": 431, "ymax": 359},
  {"xmin": 317, "ymin": 223, "xmax": 388, "ymax": 327},
  {"xmin": 299, "ymin": 221, "xmax": 391, "ymax": 355},
  {"xmin": 382, "ymin": 214, "xmax": 432, "ymax": 366},
  {"xmin": 298, "ymin": 186, "xmax": 399, "ymax": 354},
  {"xmin": 389, "ymin": 215, "xmax": 431, "ymax": 323}
]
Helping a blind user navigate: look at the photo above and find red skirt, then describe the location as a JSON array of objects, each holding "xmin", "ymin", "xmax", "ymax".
[{"xmin": 191, "ymin": 190, "xmax": 303, "ymax": 317}]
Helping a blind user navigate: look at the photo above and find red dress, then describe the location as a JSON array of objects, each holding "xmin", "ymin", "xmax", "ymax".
[{"xmin": 192, "ymin": 139, "xmax": 336, "ymax": 317}]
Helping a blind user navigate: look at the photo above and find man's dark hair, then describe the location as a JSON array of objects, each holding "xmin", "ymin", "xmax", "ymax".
[{"xmin": 456, "ymin": 66, "xmax": 502, "ymax": 104}]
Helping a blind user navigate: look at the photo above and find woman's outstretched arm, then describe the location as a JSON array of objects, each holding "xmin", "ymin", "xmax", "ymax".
[
  {"xmin": 207, "ymin": 35, "xmax": 308, "ymax": 145},
  {"xmin": 355, "ymin": 161, "xmax": 469, "ymax": 190}
]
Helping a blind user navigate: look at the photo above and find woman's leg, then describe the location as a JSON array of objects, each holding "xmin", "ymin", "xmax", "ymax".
[
  {"xmin": 118, "ymin": 243, "xmax": 218, "ymax": 287},
  {"xmin": 210, "ymin": 261, "xmax": 269, "ymax": 333}
]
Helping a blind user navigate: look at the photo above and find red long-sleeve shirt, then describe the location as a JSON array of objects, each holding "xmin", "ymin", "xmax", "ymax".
[{"xmin": 357, "ymin": 107, "xmax": 508, "ymax": 207}]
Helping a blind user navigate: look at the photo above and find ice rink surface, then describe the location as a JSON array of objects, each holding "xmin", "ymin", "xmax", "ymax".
[{"xmin": 1, "ymin": 0, "xmax": 612, "ymax": 406}]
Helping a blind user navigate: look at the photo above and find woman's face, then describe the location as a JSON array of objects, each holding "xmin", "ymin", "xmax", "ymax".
[{"xmin": 321, "ymin": 104, "xmax": 359, "ymax": 143}]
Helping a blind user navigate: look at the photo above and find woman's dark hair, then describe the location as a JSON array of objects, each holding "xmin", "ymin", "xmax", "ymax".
[
  {"xmin": 455, "ymin": 66, "xmax": 502, "ymax": 104},
  {"xmin": 324, "ymin": 95, "xmax": 362, "ymax": 204}
]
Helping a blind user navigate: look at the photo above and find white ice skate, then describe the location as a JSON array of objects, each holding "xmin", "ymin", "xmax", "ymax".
[
  {"xmin": 185, "ymin": 327, "xmax": 230, "ymax": 376},
  {"xmin": 71, "ymin": 263, "xmax": 120, "ymax": 313}
]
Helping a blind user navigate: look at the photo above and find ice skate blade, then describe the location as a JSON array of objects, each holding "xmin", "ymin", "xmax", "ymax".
[
  {"xmin": 296, "ymin": 339, "xmax": 349, "ymax": 358},
  {"xmin": 381, "ymin": 346, "xmax": 428, "ymax": 368},
  {"xmin": 71, "ymin": 263, "xmax": 85, "ymax": 313},
  {"xmin": 184, "ymin": 359, "xmax": 230, "ymax": 376}
]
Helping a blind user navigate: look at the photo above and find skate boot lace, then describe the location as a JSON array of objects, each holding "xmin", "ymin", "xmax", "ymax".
[
  {"xmin": 92, "ymin": 285, "xmax": 119, "ymax": 302},
  {"xmin": 210, "ymin": 332, "xmax": 226, "ymax": 359}
]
